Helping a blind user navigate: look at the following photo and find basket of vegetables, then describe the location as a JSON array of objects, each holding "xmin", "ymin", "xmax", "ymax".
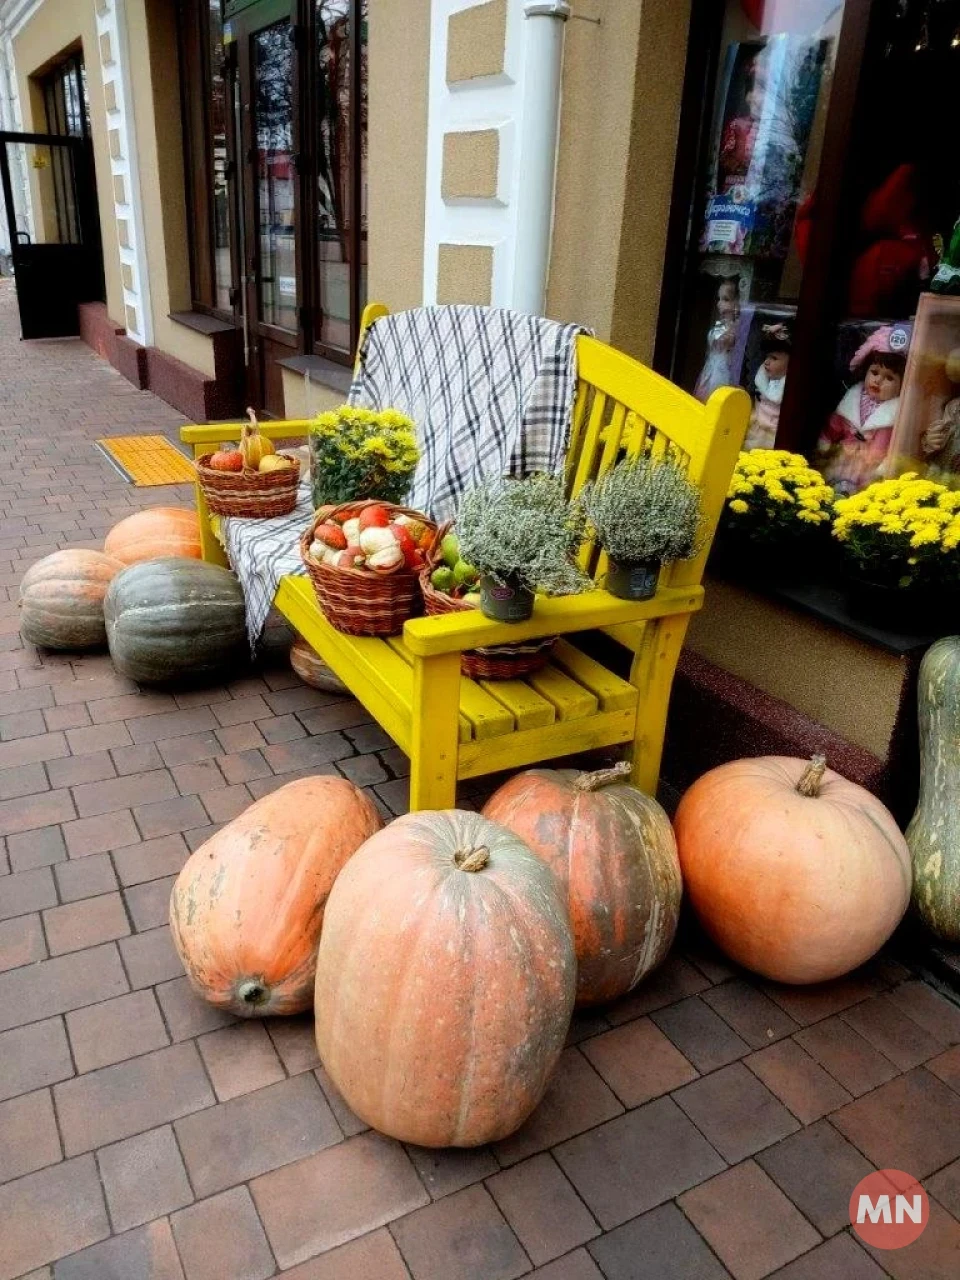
[
  {"xmin": 300, "ymin": 499, "xmax": 438, "ymax": 637},
  {"xmin": 197, "ymin": 411, "xmax": 300, "ymax": 519},
  {"xmin": 421, "ymin": 529, "xmax": 556, "ymax": 679}
]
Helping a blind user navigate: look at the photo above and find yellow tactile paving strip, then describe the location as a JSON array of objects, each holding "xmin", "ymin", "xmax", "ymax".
[{"xmin": 95, "ymin": 435, "xmax": 197, "ymax": 486}]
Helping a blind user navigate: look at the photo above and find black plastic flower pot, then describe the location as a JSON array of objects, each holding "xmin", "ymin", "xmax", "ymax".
[
  {"xmin": 605, "ymin": 558, "xmax": 659, "ymax": 601},
  {"xmin": 479, "ymin": 573, "xmax": 535, "ymax": 622}
]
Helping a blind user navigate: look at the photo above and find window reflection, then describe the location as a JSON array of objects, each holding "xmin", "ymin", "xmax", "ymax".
[{"xmin": 255, "ymin": 21, "xmax": 297, "ymax": 331}]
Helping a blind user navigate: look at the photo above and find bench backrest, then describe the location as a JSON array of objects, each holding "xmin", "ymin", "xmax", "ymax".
[{"xmin": 357, "ymin": 303, "xmax": 750, "ymax": 590}]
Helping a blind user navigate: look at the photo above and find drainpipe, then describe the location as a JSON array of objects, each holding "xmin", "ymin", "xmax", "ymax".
[{"xmin": 513, "ymin": 0, "xmax": 570, "ymax": 315}]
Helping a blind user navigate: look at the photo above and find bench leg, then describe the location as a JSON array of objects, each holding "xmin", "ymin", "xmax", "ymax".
[
  {"xmin": 409, "ymin": 652, "xmax": 461, "ymax": 811},
  {"xmin": 194, "ymin": 480, "xmax": 228, "ymax": 568},
  {"xmin": 629, "ymin": 615, "xmax": 689, "ymax": 796}
]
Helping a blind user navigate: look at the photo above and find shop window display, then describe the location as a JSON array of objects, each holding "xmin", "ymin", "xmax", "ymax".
[{"xmin": 887, "ymin": 295, "xmax": 960, "ymax": 480}]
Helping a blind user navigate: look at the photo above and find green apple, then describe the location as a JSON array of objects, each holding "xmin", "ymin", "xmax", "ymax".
[
  {"xmin": 453, "ymin": 559, "xmax": 479, "ymax": 587},
  {"xmin": 431, "ymin": 566, "xmax": 455, "ymax": 592},
  {"xmin": 440, "ymin": 533, "xmax": 460, "ymax": 568},
  {"xmin": 462, "ymin": 591, "xmax": 482, "ymax": 607}
]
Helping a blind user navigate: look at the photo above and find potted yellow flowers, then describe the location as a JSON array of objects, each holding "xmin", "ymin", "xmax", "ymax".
[
  {"xmin": 309, "ymin": 406, "xmax": 419, "ymax": 508},
  {"xmin": 832, "ymin": 474, "xmax": 960, "ymax": 625},
  {"xmin": 715, "ymin": 449, "xmax": 834, "ymax": 582}
]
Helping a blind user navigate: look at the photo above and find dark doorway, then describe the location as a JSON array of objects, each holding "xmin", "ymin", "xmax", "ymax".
[{"xmin": 0, "ymin": 131, "xmax": 105, "ymax": 339}]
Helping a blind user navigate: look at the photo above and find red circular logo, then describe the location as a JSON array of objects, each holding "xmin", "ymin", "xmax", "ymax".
[{"xmin": 849, "ymin": 1170, "xmax": 929, "ymax": 1249}]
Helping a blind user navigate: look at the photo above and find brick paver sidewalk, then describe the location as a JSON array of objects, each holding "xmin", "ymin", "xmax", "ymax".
[{"xmin": 1, "ymin": 278, "xmax": 960, "ymax": 1278}]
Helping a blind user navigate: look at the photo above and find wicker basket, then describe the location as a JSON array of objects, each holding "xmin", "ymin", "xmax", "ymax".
[
  {"xmin": 420, "ymin": 565, "xmax": 555, "ymax": 681},
  {"xmin": 300, "ymin": 500, "xmax": 438, "ymax": 637},
  {"xmin": 197, "ymin": 454, "xmax": 300, "ymax": 519}
]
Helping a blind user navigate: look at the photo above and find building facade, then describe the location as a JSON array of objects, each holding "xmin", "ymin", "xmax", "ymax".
[{"xmin": 1, "ymin": 0, "xmax": 956, "ymax": 810}]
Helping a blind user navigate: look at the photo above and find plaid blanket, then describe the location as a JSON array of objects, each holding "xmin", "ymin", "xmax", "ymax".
[
  {"xmin": 224, "ymin": 306, "xmax": 585, "ymax": 646},
  {"xmin": 348, "ymin": 305, "xmax": 586, "ymax": 521}
]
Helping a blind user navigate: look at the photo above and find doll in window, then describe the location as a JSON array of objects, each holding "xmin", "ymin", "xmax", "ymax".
[
  {"xmin": 718, "ymin": 51, "xmax": 767, "ymax": 194},
  {"xmin": 920, "ymin": 348, "xmax": 960, "ymax": 473},
  {"xmin": 745, "ymin": 322, "xmax": 791, "ymax": 450},
  {"xmin": 816, "ymin": 327, "xmax": 905, "ymax": 495},
  {"xmin": 694, "ymin": 277, "xmax": 742, "ymax": 403}
]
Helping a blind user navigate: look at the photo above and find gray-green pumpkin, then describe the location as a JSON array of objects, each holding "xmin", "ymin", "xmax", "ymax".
[
  {"xmin": 907, "ymin": 635, "xmax": 960, "ymax": 942},
  {"xmin": 104, "ymin": 557, "xmax": 247, "ymax": 685}
]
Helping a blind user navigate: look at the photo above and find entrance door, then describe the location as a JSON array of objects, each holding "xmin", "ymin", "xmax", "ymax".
[
  {"xmin": 230, "ymin": 0, "xmax": 300, "ymax": 415},
  {"xmin": 0, "ymin": 132, "xmax": 104, "ymax": 339}
]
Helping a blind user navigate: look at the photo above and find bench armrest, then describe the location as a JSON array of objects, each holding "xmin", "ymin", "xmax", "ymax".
[
  {"xmin": 402, "ymin": 585, "xmax": 703, "ymax": 656},
  {"xmin": 180, "ymin": 419, "xmax": 316, "ymax": 447}
]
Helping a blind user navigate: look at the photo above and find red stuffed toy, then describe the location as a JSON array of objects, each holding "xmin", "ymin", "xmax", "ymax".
[{"xmin": 847, "ymin": 164, "xmax": 934, "ymax": 317}]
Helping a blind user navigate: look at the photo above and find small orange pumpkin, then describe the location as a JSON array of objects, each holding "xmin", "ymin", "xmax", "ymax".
[
  {"xmin": 673, "ymin": 754, "xmax": 912, "ymax": 984},
  {"xmin": 289, "ymin": 636, "xmax": 348, "ymax": 694},
  {"xmin": 484, "ymin": 762, "xmax": 682, "ymax": 1006},
  {"xmin": 314, "ymin": 810, "xmax": 577, "ymax": 1146},
  {"xmin": 104, "ymin": 507, "xmax": 202, "ymax": 565},
  {"xmin": 19, "ymin": 548, "xmax": 124, "ymax": 650},
  {"xmin": 170, "ymin": 777, "xmax": 381, "ymax": 1016}
]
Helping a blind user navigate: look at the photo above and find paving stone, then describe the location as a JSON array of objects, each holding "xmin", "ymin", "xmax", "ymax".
[
  {"xmin": 885, "ymin": 980, "xmax": 960, "ymax": 1044},
  {"xmin": 554, "ymin": 1096, "xmax": 726, "ymax": 1229},
  {"xmin": 264, "ymin": 684, "xmax": 339, "ymax": 715},
  {"xmin": 0, "ymin": 1155, "xmax": 109, "ymax": 1280},
  {"xmin": 217, "ymin": 748, "xmax": 273, "ymax": 783},
  {"xmin": 72, "ymin": 770, "xmax": 177, "ymax": 819},
  {"xmin": 0, "ymin": 709, "xmax": 48, "ymax": 740},
  {"xmin": 64, "ymin": 723, "xmax": 132, "ymax": 756},
  {"xmin": 55, "ymin": 1042, "xmax": 214, "ymax": 1155},
  {"xmin": 487, "ymin": 1153, "xmax": 600, "ymax": 1265},
  {"xmin": 930, "ymin": 1043, "xmax": 960, "ymax": 1093},
  {"xmin": 262, "ymin": 732, "xmax": 353, "ymax": 773},
  {"xmin": 0, "ymin": 730, "xmax": 68, "ymax": 772},
  {"xmin": 767, "ymin": 1232, "xmax": 887, "ymax": 1279},
  {"xmin": 54, "ymin": 852, "xmax": 117, "ymax": 902},
  {"xmin": 703, "ymin": 979, "xmax": 802, "ymax": 1047},
  {"xmin": 0, "ymin": 685, "xmax": 54, "ymax": 715},
  {"xmin": 250, "ymin": 1131, "xmax": 429, "ymax": 1268},
  {"xmin": 762, "ymin": 971, "xmax": 884, "ymax": 1026},
  {"xmin": 0, "ymin": 787, "xmax": 74, "ymax": 837},
  {"xmin": 314, "ymin": 1064, "xmax": 369, "ymax": 1137},
  {"xmin": 46, "ymin": 751, "xmax": 116, "ymax": 789},
  {"xmin": 0, "ymin": 760, "xmax": 48, "ymax": 801},
  {"xmin": 587, "ymin": 1201, "xmax": 731, "ymax": 1280},
  {"xmin": 831, "ymin": 1067, "xmax": 960, "ymax": 1178},
  {"xmin": 212, "ymin": 694, "xmax": 271, "ymax": 726},
  {"xmin": 155, "ymin": 975, "xmax": 235, "ymax": 1039},
  {"xmin": 110, "ymin": 743, "xmax": 164, "ymax": 776},
  {"xmin": 171, "ymin": 1185, "xmax": 275, "ymax": 1280},
  {"xmin": 53, "ymin": 675, "xmax": 137, "ymax": 708},
  {"xmin": 278, "ymin": 1228, "xmax": 410, "ymax": 1280},
  {"xmin": 390, "ymin": 1183, "xmax": 528, "ymax": 1280},
  {"xmin": 42, "ymin": 704, "xmax": 91, "ymax": 732},
  {"xmin": 928, "ymin": 1154, "xmax": 960, "ymax": 1216},
  {"xmin": 580, "ymin": 1016, "xmax": 698, "ymax": 1106},
  {"xmin": 7, "ymin": 823, "xmax": 67, "ymax": 870},
  {"xmin": 169, "ymin": 760, "xmax": 225, "ymax": 796},
  {"xmin": 123, "ymin": 875, "xmax": 175, "ymax": 931},
  {"xmin": 126, "ymin": 707, "xmax": 219, "ymax": 745},
  {"xmin": 65, "ymin": 989, "xmax": 168, "ymax": 1072},
  {"xmin": 133, "ymin": 794, "xmax": 208, "ymax": 838},
  {"xmin": 200, "ymin": 783, "xmax": 252, "ymax": 823},
  {"xmin": 651, "ymin": 995, "xmax": 751, "ymax": 1072},
  {"xmin": 745, "ymin": 1039, "xmax": 852, "ymax": 1123},
  {"xmin": 43, "ymin": 892, "xmax": 130, "ymax": 955},
  {"xmin": 52, "ymin": 1219, "xmax": 186, "ymax": 1280},
  {"xmin": 298, "ymin": 702, "xmax": 372, "ymax": 736},
  {"xmin": 87, "ymin": 692, "xmax": 178, "ymax": 724},
  {"xmin": 405, "ymin": 1143, "xmax": 498, "ymax": 1199},
  {"xmin": 0, "ymin": 1017, "xmax": 73, "ymax": 1101},
  {"xmin": 96, "ymin": 1125, "xmax": 193, "ymax": 1232},
  {"xmin": 860, "ymin": 1196, "xmax": 960, "ymax": 1279},
  {"xmin": 112, "ymin": 833, "xmax": 189, "ymax": 886},
  {"xmin": 794, "ymin": 1016, "xmax": 900, "ymax": 1096},
  {"xmin": 156, "ymin": 732, "xmax": 222, "ymax": 766},
  {"xmin": 0, "ymin": 911, "xmax": 45, "ymax": 971},
  {"xmin": 0, "ymin": 1088, "xmax": 62, "ymax": 1182},
  {"xmin": 841, "ymin": 991, "xmax": 946, "ymax": 1069},
  {"xmin": 673, "ymin": 1062, "xmax": 800, "ymax": 1163},
  {"xmin": 0, "ymin": 942, "xmax": 127, "ymax": 1032},
  {"xmin": 345, "ymin": 721, "xmax": 392, "ymax": 754},
  {"xmin": 61, "ymin": 810, "xmax": 140, "ymax": 857},
  {"xmin": 119, "ymin": 925, "xmax": 184, "ymax": 988},
  {"xmin": 679, "ymin": 1160, "xmax": 821, "ymax": 1280},
  {"xmin": 529, "ymin": 1253, "xmax": 605, "ymax": 1280},
  {"xmin": 183, "ymin": 822, "xmax": 222, "ymax": 849},
  {"xmin": 756, "ymin": 1119, "xmax": 874, "ymax": 1237},
  {"xmin": 215, "ymin": 722, "xmax": 268, "ymax": 753},
  {"xmin": 197, "ymin": 1021, "xmax": 286, "ymax": 1100},
  {"xmin": 175, "ymin": 1072, "xmax": 341, "ymax": 1196},
  {"xmin": 337, "ymin": 754, "xmax": 387, "ymax": 786},
  {"xmin": 267, "ymin": 1012, "xmax": 320, "ymax": 1074},
  {"xmin": 257, "ymin": 713, "xmax": 306, "ymax": 744}
]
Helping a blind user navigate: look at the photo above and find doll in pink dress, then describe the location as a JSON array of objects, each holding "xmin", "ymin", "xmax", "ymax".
[
  {"xmin": 816, "ymin": 327, "xmax": 906, "ymax": 495},
  {"xmin": 745, "ymin": 322, "xmax": 791, "ymax": 449}
]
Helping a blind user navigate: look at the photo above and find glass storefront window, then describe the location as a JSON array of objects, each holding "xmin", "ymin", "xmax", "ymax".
[
  {"xmin": 208, "ymin": 0, "xmax": 233, "ymax": 315},
  {"xmin": 254, "ymin": 19, "xmax": 297, "ymax": 332}
]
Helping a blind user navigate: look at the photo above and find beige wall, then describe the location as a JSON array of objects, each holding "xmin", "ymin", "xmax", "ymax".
[
  {"xmin": 13, "ymin": 6, "xmax": 124, "ymax": 324},
  {"xmin": 366, "ymin": 0, "xmax": 430, "ymax": 311},
  {"xmin": 281, "ymin": 369, "xmax": 343, "ymax": 418}
]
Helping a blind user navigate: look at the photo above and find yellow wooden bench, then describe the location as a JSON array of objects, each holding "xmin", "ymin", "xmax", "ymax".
[{"xmin": 181, "ymin": 304, "xmax": 750, "ymax": 810}]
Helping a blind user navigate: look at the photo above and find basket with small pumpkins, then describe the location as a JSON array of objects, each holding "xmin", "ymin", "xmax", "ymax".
[
  {"xmin": 197, "ymin": 409, "xmax": 300, "ymax": 518},
  {"xmin": 300, "ymin": 499, "xmax": 438, "ymax": 636}
]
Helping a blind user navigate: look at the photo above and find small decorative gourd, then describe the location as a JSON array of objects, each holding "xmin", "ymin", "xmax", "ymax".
[{"xmin": 907, "ymin": 636, "xmax": 960, "ymax": 942}]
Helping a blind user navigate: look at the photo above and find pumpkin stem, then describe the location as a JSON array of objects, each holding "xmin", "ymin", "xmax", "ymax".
[
  {"xmin": 574, "ymin": 761, "xmax": 632, "ymax": 792},
  {"xmin": 454, "ymin": 846, "xmax": 490, "ymax": 872},
  {"xmin": 796, "ymin": 754, "xmax": 828, "ymax": 798},
  {"xmin": 237, "ymin": 979, "xmax": 269, "ymax": 1008},
  {"xmin": 245, "ymin": 406, "xmax": 259, "ymax": 430}
]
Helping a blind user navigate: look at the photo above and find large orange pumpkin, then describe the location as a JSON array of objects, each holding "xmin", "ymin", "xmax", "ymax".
[
  {"xmin": 314, "ymin": 810, "xmax": 577, "ymax": 1147},
  {"xmin": 484, "ymin": 762, "xmax": 682, "ymax": 1006},
  {"xmin": 19, "ymin": 549, "xmax": 124, "ymax": 650},
  {"xmin": 673, "ymin": 755, "xmax": 912, "ymax": 984},
  {"xmin": 104, "ymin": 507, "xmax": 202, "ymax": 565},
  {"xmin": 170, "ymin": 777, "xmax": 381, "ymax": 1016}
]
